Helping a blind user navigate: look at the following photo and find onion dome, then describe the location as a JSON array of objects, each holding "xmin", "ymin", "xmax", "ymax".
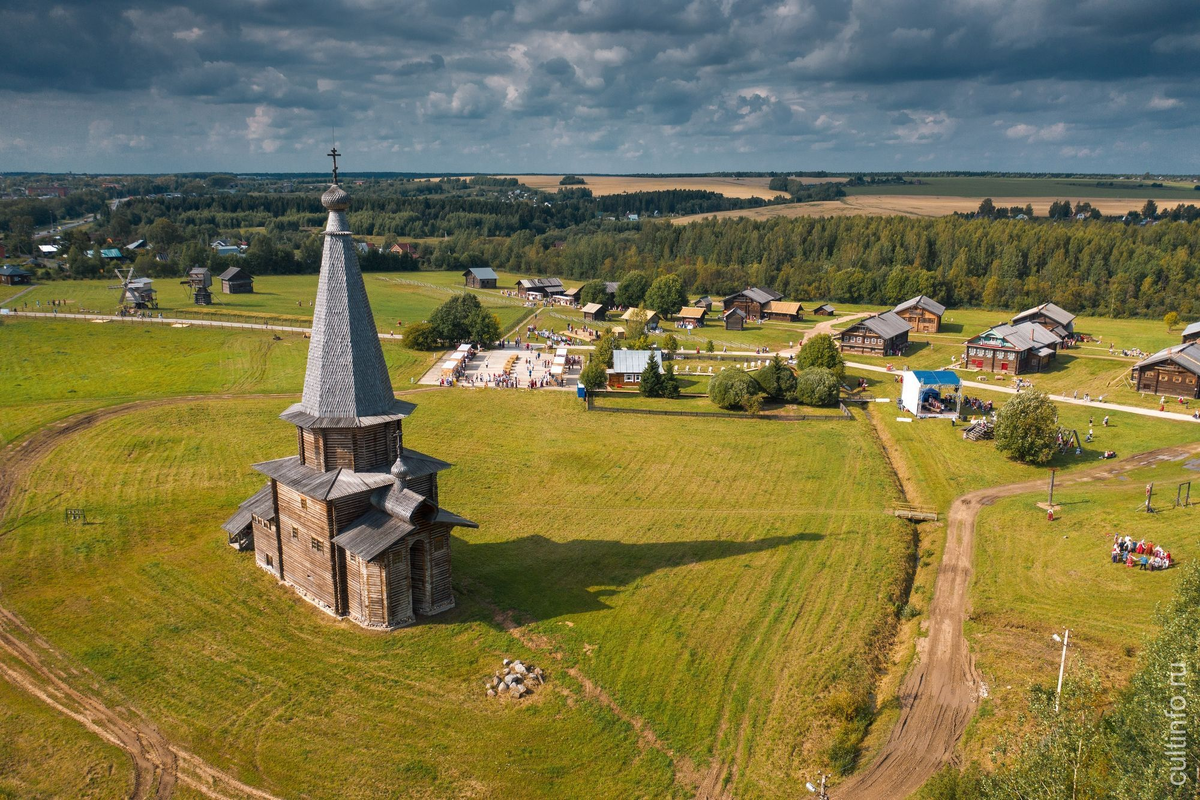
[{"xmin": 321, "ymin": 183, "xmax": 350, "ymax": 211}]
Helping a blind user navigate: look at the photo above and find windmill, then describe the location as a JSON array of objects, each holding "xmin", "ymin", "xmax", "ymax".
[
  {"xmin": 109, "ymin": 264, "xmax": 158, "ymax": 310},
  {"xmin": 181, "ymin": 266, "xmax": 213, "ymax": 305}
]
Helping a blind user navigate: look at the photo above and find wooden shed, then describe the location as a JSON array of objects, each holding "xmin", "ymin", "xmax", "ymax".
[
  {"xmin": 724, "ymin": 307, "xmax": 746, "ymax": 330},
  {"xmin": 462, "ymin": 267, "xmax": 497, "ymax": 289},
  {"xmin": 582, "ymin": 302, "xmax": 607, "ymax": 321},
  {"xmin": 219, "ymin": 266, "xmax": 254, "ymax": 294},
  {"xmin": 721, "ymin": 287, "xmax": 782, "ymax": 320},
  {"xmin": 0, "ymin": 265, "xmax": 32, "ymax": 286},
  {"xmin": 762, "ymin": 300, "xmax": 804, "ymax": 322},
  {"xmin": 1131, "ymin": 344, "xmax": 1200, "ymax": 398},
  {"xmin": 675, "ymin": 306, "xmax": 707, "ymax": 327},
  {"xmin": 1181, "ymin": 321, "xmax": 1200, "ymax": 345},
  {"xmin": 621, "ymin": 307, "xmax": 660, "ymax": 329},
  {"xmin": 812, "ymin": 304, "xmax": 835, "ymax": 316}
]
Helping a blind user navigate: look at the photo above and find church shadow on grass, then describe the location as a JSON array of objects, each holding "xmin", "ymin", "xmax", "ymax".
[{"xmin": 442, "ymin": 532, "xmax": 821, "ymax": 625}]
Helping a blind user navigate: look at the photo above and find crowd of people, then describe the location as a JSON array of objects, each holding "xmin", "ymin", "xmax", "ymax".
[
  {"xmin": 961, "ymin": 394, "xmax": 994, "ymax": 414},
  {"xmin": 1111, "ymin": 536, "xmax": 1173, "ymax": 570}
]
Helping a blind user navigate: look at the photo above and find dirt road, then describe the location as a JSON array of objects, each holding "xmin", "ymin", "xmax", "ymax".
[
  {"xmin": 0, "ymin": 396, "xmax": 293, "ymax": 800},
  {"xmin": 834, "ymin": 440, "xmax": 1200, "ymax": 799}
]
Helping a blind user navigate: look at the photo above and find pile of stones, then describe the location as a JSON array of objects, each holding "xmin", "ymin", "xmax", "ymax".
[{"xmin": 486, "ymin": 658, "xmax": 545, "ymax": 699}]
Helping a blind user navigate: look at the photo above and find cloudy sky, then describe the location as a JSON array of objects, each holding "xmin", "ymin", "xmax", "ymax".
[{"xmin": 2, "ymin": 0, "xmax": 1199, "ymax": 174}]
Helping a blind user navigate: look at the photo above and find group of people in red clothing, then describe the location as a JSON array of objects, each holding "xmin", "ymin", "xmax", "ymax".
[{"xmin": 1110, "ymin": 535, "xmax": 1173, "ymax": 571}]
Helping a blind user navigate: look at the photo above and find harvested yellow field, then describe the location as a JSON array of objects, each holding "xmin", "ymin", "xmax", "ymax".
[
  {"xmin": 502, "ymin": 175, "xmax": 809, "ymax": 199},
  {"xmin": 672, "ymin": 194, "xmax": 1169, "ymax": 222}
]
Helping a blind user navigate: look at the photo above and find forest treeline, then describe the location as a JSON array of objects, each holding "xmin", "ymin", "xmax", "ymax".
[{"xmin": 451, "ymin": 214, "xmax": 1200, "ymax": 318}]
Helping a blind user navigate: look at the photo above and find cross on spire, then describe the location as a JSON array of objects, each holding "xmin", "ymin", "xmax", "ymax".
[{"xmin": 327, "ymin": 147, "xmax": 341, "ymax": 184}]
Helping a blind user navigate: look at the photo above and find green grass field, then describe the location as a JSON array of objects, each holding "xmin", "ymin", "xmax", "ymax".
[
  {"xmin": 0, "ymin": 318, "xmax": 434, "ymax": 446},
  {"xmin": 15, "ymin": 272, "xmax": 531, "ymax": 334},
  {"xmin": 841, "ymin": 176, "xmax": 1200, "ymax": 200},
  {"xmin": 0, "ymin": 385, "xmax": 912, "ymax": 798}
]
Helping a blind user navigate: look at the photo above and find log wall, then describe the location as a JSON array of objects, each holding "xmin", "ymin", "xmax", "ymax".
[{"xmin": 277, "ymin": 484, "xmax": 338, "ymax": 613}]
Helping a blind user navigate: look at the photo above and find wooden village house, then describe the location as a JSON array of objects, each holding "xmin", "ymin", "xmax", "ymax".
[
  {"xmin": 812, "ymin": 304, "xmax": 835, "ymax": 316},
  {"xmin": 723, "ymin": 307, "xmax": 746, "ymax": 330},
  {"xmin": 721, "ymin": 287, "xmax": 782, "ymax": 320},
  {"xmin": 1131, "ymin": 344, "xmax": 1200, "ymax": 399},
  {"xmin": 219, "ymin": 266, "xmax": 254, "ymax": 294},
  {"xmin": 462, "ymin": 267, "xmax": 498, "ymax": 289},
  {"xmin": 606, "ymin": 350, "xmax": 665, "ymax": 389},
  {"xmin": 0, "ymin": 265, "xmax": 32, "ymax": 285},
  {"xmin": 581, "ymin": 302, "xmax": 607, "ymax": 322},
  {"xmin": 892, "ymin": 295, "xmax": 946, "ymax": 333},
  {"xmin": 695, "ymin": 296, "xmax": 713, "ymax": 311},
  {"xmin": 620, "ymin": 307, "xmax": 660, "ymax": 329},
  {"xmin": 838, "ymin": 311, "xmax": 912, "ymax": 356},
  {"xmin": 761, "ymin": 301, "xmax": 803, "ymax": 322},
  {"xmin": 964, "ymin": 322, "xmax": 1062, "ymax": 375},
  {"xmin": 1181, "ymin": 321, "xmax": 1200, "ymax": 345},
  {"xmin": 1012, "ymin": 302, "xmax": 1076, "ymax": 338},
  {"xmin": 223, "ymin": 174, "xmax": 476, "ymax": 630}
]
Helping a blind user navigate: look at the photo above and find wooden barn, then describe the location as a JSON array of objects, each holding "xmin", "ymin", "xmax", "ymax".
[
  {"xmin": 1012, "ymin": 302, "xmax": 1075, "ymax": 338},
  {"xmin": 675, "ymin": 306, "xmax": 707, "ymax": 327},
  {"xmin": 812, "ymin": 304, "xmax": 835, "ymax": 316},
  {"xmin": 219, "ymin": 266, "xmax": 254, "ymax": 294},
  {"xmin": 721, "ymin": 287, "xmax": 782, "ymax": 319},
  {"xmin": 762, "ymin": 300, "xmax": 804, "ymax": 322},
  {"xmin": 606, "ymin": 349, "xmax": 665, "ymax": 389},
  {"xmin": 1181, "ymin": 321, "xmax": 1200, "ymax": 344},
  {"xmin": 462, "ymin": 267, "xmax": 497, "ymax": 289},
  {"xmin": 964, "ymin": 322, "xmax": 1061, "ymax": 375},
  {"xmin": 893, "ymin": 295, "xmax": 946, "ymax": 333},
  {"xmin": 838, "ymin": 312, "xmax": 911, "ymax": 356},
  {"xmin": 581, "ymin": 302, "xmax": 607, "ymax": 321},
  {"xmin": 0, "ymin": 265, "xmax": 32, "ymax": 285},
  {"xmin": 724, "ymin": 307, "xmax": 746, "ymax": 330},
  {"xmin": 517, "ymin": 277, "xmax": 565, "ymax": 298},
  {"xmin": 1131, "ymin": 344, "xmax": 1200, "ymax": 398},
  {"xmin": 695, "ymin": 296, "xmax": 713, "ymax": 311},
  {"xmin": 224, "ymin": 174, "xmax": 476, "ymax": 630}
]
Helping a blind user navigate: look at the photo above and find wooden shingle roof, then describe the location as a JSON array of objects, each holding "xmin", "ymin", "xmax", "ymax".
[{"xmin": 893, "ymin": 295, "xmax": 946, "ymax": 317}]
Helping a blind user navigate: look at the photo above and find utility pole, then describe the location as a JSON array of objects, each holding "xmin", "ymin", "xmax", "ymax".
[
  {"xmin": 1145, "ymin": 482, "xmax": 1154, "ymax": 513},
  {"xmin": 1054, "ymin": 628, "xmax": 1070, "ymax": 713},
  {"xmin": 1048, "ymin": 468, "xmax": 1057, "ymax": 507}
]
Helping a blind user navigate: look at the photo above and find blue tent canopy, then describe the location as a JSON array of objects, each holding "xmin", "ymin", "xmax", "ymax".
[{"xmin": 910, "ymin": 369, "xmax": 961, "ymax": 387}]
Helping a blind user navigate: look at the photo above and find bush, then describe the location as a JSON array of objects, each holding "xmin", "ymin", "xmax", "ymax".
[
  {"xmin": 754, "ymin": 355, "xmax": 798, "ymax": 401},
  {"xmin": 794, "ymin": 367, "xmax": 840, "ymax": 406},
  {"xmin": 994, "ymin": 390, "xmax": 1058, "ymax": 464},
  {"xmin": 579, "ymin": 358, "xmax": 608, "ymax": 391},
  {"xmin": 709, "ymin": 367, "xmax": 761, "ymax": 411},
  {"xmin": 797, "ymin": 333, "xmax": 844, "ymax": 377},
  {"xmin": 402, "ymin": 321, "xmax": 439, "ymax": 350}
]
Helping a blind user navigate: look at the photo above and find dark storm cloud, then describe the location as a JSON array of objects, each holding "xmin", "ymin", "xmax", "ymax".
[{"xmin": 2, "ymin": 0, "xmax": 1199, "ymax": 172}]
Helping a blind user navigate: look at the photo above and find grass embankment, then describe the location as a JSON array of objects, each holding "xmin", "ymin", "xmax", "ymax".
[
  {"xmin": 1, "ymin": 389, "xmax": 910, "ymax": 798},
  {"xmin": 0, "ymin": 319, "xmax": 433, "ymax": 446}
]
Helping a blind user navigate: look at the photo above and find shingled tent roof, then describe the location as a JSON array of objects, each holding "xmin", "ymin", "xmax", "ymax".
[{"xmin": 281, "ymin": 182, "xmax": 413, "ymax": 429}]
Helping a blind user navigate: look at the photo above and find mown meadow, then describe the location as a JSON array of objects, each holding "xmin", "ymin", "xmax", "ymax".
[{"xmin": 0, "ymin": 353, "xmax": 913, "ymax": 798}]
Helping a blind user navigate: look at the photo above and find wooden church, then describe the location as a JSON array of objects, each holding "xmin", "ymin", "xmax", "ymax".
[{"xmin": 224, "ymin": 155, "xmax": 476, "ymax": 629}]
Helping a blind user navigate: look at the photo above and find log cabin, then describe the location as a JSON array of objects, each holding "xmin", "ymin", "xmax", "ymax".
[
  {"xmin": 1181, "ymin": 321, "xmax": 1200, "ymax": 345},
  {"xmin": 761, "ymin": 301, "xmax": 804, "ymax": 322},
  {"xmin": 620, "ymin": 307, "xmax": 660, "ymax": 329},
  {"xmin": 1012, "ymin": 302, "xmax": 1075, "ymax": 338},
  {"xmin": 721, "ymin": 287, "xmax": 782, "ymax": 319},
  {"xmin": 581, "ymin": 302, "xmax": 607, "ymax": 321},
  {"xmin": 0, "ymin": 265, "xmax": 32, "ymax": 285},
  {"xmin": 695, "ymin": 296, "xmax": 713, "ymax": 311},
  {"xmin": 224, "ymin": 174, "xmax": 476, "ymax": 630},
  {"xmin": 219, "ymin": 266, "xmax": 254, "ymax": 294},
  {"xmin": 838, "ymin": 312, "xmax": 911, "ymax": 356},
  {"xmin": 1131, "ymin": 344, "xmax": 1200, "ymax": 399},
  {"xmin": 675, "ymin": 306, "xmax": 707, "ymax": 327},
  {"xmin": 812, "ymin": 304, "xmax": 835, "ymax": 316},
  {"xmin": 893, "ymin": 295, "xmax": 946, "ymax": 333},
  {"xmin": 724, "ymin": 307, "xmax": 746, "ymax": 330},
  {"xmin": 606, "ymin": 349, "xmax": 665, "ymax": 389},
  {"xmin": 963, "ymin": 322, "xmax": 1062, "ymax": 375},
  {"xmin": 462, "ymin": 267, "xmax": 497, "ymax": 289}
]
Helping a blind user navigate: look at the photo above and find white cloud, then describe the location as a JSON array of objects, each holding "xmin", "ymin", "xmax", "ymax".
[
  {"xmin": 1005, "ymin": 122, "xmax": 1068, "ymax": 142},
  {"xmin": 1147, "ymin": 95, "xmax": 1181, "ymax": 110}
]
